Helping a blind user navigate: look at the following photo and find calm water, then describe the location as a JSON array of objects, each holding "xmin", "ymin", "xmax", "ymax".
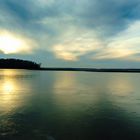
[{"xmin": 0, "ymin": 69, "xmax": 140, "ymax": 140}]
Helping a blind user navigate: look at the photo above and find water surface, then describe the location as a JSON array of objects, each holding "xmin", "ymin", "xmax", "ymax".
[{"xmin": 0, "ymin": 69, "xmax": 140, "ymax": 140}]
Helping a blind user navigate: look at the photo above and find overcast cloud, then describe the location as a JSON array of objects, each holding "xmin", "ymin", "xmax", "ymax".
[{"xmin": 0, "ymin": 0, "xmax": 140, "ymax": 67}]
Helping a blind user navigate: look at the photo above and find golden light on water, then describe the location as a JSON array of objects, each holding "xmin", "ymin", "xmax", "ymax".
[
  {"xmin": 0, "ymin": 70, "xmax": 31, "ymax": 113},
  {"xmin": 0, "ymin": 70, "xmax": 17, "ymax": 94},
  {"xmin": 3, "ymin": 81, "xmax": 14, "ymax": 93},
  {"xmin": 108, "ymin": 75, "xmax": 133, "ymax": 96},
  {"xmin": 0, "ymin": 78, "xmax": 19, "ymax": 112},
  {"xmin": 0, "ymin": 30, "xmax": 35, "ymax": 54}
]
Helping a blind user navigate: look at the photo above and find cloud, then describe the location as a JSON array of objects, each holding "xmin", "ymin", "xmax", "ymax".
[
  {"xmin": 50, "ymin": 19, "xmax": 140, "ymax": 62},
  {"xmin": 1, "ymin": 0, "xmax": 139, "ymax": 37},
  {"xmin": 52, "ymin": 29, "xmax": 104, "ymax": 61},
  {"xmin": 92, "ymin": 20, "xmax": 140, "ymax": 60},
  {"xmin": 0, "ymin": 0, "xmax": 140, "ymax": 66},
  {"xmin": 37, "ymin": 0, "xmax": 140, "ymax": 36},
  {"xmin": 0, "ymin": 30, "xmax": 37, "ymax": 54},
  {"xmin": 0, "ymin": 0, "xmax": 140, "ymax": 35},
  {"xmin": 74, "ymin": 0, "xmax": 140, "ymax": 34}
]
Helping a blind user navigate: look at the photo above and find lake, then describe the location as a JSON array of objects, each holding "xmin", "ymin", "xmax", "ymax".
[{"xmin": 0, "ymin": 69, "xmax": 140, "ymax": 140}]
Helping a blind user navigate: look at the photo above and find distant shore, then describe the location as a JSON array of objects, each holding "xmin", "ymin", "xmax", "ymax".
[
  {"xmin": 1, "ymin": 67, "xmax": 140, "ymax": 73},
  {"xmin": 39, "ymin": 67, "xmax": 140, "ymax": 73},
  {"xmin": 1, "ymin": 59, "xmax": 140, "ymax": 73}
]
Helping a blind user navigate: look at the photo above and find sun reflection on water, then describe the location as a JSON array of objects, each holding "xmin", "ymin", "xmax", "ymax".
[
  {"xmin": 0, "ymin": 69, "xmax": 32, "ymax": 114},
  {"xmin": 2, "ymin": 81, "xmax": 15, "ymax": 93},
  {"xmin": 0, "ymin": 70, "xmax": 21, "ymax": 94}
]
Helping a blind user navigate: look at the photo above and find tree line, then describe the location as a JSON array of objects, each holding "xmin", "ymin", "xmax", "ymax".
[{"xmin": 0, "ymin": 58, "xmax": 41, "ymax": 69}]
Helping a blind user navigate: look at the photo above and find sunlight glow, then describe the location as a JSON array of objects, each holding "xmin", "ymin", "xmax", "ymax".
[
  {"xmin": 0, "ymin": 30, "xmax": 35, "ymax": 54},
  {"xmin": 1, "ymin": 70, "xmax": 17, "ymax": 93},
  {"xmin": 0, "ymin": 70, "xmax": 32, "ymax": 113},
  {"xmin": 3, "ymin": 81, "xmax": 14, "ymax": 93}
]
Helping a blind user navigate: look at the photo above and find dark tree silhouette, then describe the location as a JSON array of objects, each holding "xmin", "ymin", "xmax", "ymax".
[{"xmin": 0, "ymin": 58, "xmax": 41, "ymax": 69}]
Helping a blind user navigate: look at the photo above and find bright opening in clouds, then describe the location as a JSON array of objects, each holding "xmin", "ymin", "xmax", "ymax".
[
  {"xmin": 0, "ymin": 0, "xmax": 140, "ymax": 67},
  {"xmin": 0, "ymin": 30, "xmax": 35, "ymax": 54}
]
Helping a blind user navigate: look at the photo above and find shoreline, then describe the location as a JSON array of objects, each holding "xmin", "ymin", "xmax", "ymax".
[
  {"xmin": 39, "ymin": 68, "xmax": 140, "ymax": 73},
  {"xmin": 1, "ymin": 67, "xmax": 140, "ymax": 73}
]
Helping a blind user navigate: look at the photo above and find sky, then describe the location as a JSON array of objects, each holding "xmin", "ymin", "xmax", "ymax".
[{"xmin": 0, "ymin": 0, "xmax": 140, "ymax": 68}]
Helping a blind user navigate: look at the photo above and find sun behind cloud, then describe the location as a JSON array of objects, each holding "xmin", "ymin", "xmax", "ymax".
[{"xmin": 0, "ymin": 30, "xmax": 36, "ymax": 54}]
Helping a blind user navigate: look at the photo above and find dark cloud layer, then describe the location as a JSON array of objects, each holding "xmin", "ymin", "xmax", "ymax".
[
  {"xmin": 74, "ymin": 0, "xmax": 140, "ymax": 35},
  {"xmin": 1, "ymin": 0, "xmax": 140, "ymax": 35}
]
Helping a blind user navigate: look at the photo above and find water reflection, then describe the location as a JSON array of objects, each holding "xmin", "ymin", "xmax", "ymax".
[
  {"xmin": 0, "ymin": 76, "xmax": 19, "ymax": 114},
  {"xmin": 108, "ymin": 74, "xmax": 133, "ymax": 96},
  {"xmin": 2, "ymin": 80, "xmax": 15, "ymax": 93},
  {"xmin": 53, "ymin": 72, "xmax": 98, "ymax": 114},
  {"xmin": 0, "ymin": 70, "xmax": 140, "ymax": 140},
  {"xmin": 52, "ymin": 72, "xmax": 140, "ymax": 140},
  {"xmin": 0, "ymin": 69, "xmax": 35, "ymax": 115},
  {"xmin": 54, "ymin": 72, "xmax": 77, "ymax": 94}
]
